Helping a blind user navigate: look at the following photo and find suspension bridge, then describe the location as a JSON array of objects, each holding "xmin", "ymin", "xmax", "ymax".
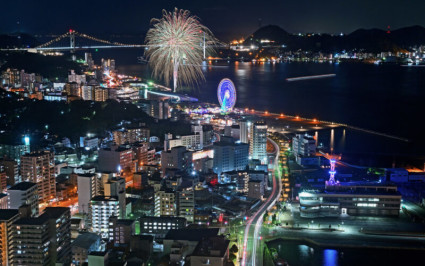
[{"xmin": 0, "ymin": 29, "xmax": 225, "ymax": 54}]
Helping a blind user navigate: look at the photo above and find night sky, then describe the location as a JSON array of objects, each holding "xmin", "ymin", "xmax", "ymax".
[{"xmin": 1, "ymin": 0, "xmax": 425, "ymax": 39}]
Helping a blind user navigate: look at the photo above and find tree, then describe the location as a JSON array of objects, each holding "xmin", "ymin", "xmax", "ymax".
[
  {"xmin": 230, "ymin": 244, "xmax": 238, "ymax": 254},
  {"xmin": 263, "ymin": 213, "xmax": 269, "ymax": 223},
  {"xmin": 272, "ymin": 214, "xmax": 277, "ymax": 224},
  {"xmin": 229, "ymin": 253, "xmax": 236, "ymax": 262}
]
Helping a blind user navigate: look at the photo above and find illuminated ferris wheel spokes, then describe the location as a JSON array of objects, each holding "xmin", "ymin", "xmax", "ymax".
[{"xmin": 217, "ymin": 78, "xmax": 236, "ymax": 113}]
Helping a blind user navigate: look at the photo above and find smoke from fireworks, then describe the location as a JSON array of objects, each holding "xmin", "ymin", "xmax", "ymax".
[{"xmin": 145, "ymin": 8, "xmax": 215, "ymax": 92}]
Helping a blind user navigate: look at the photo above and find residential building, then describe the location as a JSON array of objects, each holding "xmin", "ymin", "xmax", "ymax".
[
  {"xmin": 0, "ymin": 158, "xmax": 19, "ymax": 186},
  {"xmin": 20, "ymin": 151, "xmax": 56, "ymax": 204},
  {"xmin": 177, "ymin": 188, "xmax": 195, "ymax": 223},
  {"xmin": 90, "ymin": 196, "xmax": 121, "ymax": 239},
  {"xmin": 154, "ymin": 190, "xmax": 176, "ymax": 216},
  {"xmin": 8, "ymin": 182, "xmax": 39, "ymax": 217},
  {"xmin": 44, "ymin": 207, "xmax": 72, "ymax": 265},
  {"xmin": 0, "ymin": 193, "xmax": 7, "ymax": 209},
  {"xmin": 77, "ymin": 174, "xmax": 100, "ymax": 214},
  {"xmin": 0, "ymin": 142, "xmax": 30, "ymax": 162},
  {"xmin": 108, "ymin": 216, "xmax": 135, "ymax": 245},
  {"xmin": 0, "ymin": 209, "xmax": 20, "ymax": 265},
  {"xmin": 113, "ymin": 127, "xmax": 150, "ymax": 145}
]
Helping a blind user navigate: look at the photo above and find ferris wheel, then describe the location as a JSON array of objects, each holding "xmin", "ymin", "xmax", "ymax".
[{"xmin": 217, "ymin": 78, "xmax": 236, "ymax": 113}]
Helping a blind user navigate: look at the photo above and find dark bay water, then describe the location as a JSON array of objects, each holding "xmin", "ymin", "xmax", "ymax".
[
  {"xmin": 267, "ymin": 241, "xmax": 425, "ymax": 266},
  {"xmin": 90, "ymin": 49, "xmax": 425, "ymax": 167}
]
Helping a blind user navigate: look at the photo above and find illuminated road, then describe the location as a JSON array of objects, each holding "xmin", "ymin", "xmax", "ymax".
[
  {"xmin": 242, "ymin": 138, "xmax": 282, "ymax": 266},
  {"xmin": 238, "ymin": 108, "xmax": 408, "ymax": 142}
]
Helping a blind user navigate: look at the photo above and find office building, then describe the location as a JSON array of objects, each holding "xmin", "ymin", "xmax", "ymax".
[
  {"xmin": 139, "ymin": 216, "xmax": 186, "ymax": 238},
  {"xmin": 299, "ymin": 183, "xmax": 402, "ymax": 218},
  {"xmin": 98, "ymin": 146, "xmax": 134, "ymax": 173},
  {"xmin": 154, "ymin": 190, "xmax": 176, "ymax": 217},
  {"xmin": 250, "ymin": 121, "xmax": 267, "ymax": 164},
  {"xmin": 90, "ymin": 196, "xmax": 121, "ymax": 239},
  {"xmin": 78, "ymin": 174, "xmax": 100, "ymax": 214},
  {"xmin": 292, "ymin": 133, "xmax": 319, "ymax": 166},
  {"xmin": 8, "ymin": 182, "xmax": 39, "ymax": 217},
  {"xmin": 177, "ymin": 188, "xmax": 195, "ymax": 223},
  {"xmin": 0, "ymin": 209, "xmax": 20, "ymax": 265},
  {"xmin": 20, "ymin": 151, "xmax": 56, "ymax": 204},
  {"xmin": 239, "ymin": 120, "xmax": 249, "ymax": 144},
  {"xmin": 213, "ymin": 140, "xmax": 249, "ymax": 175},
  {"xmin": 161, "ymin": 146, "xmax": 193, "ymax": 176}
]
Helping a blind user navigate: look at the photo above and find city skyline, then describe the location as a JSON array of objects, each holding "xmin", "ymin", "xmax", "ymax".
[{"xmin": 1, "ymin": 0, "xmax": 425, "ymax": 39}]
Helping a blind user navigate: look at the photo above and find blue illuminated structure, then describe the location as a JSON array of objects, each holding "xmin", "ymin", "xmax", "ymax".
[{"xmin": 217, "ymin": 78, "xmax": 236, "ymax": 113}]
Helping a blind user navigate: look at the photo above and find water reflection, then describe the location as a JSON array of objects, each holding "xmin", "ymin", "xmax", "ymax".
[{"xmin": 323, "ymin": 249, "xmax": 338, "ymax": 266}]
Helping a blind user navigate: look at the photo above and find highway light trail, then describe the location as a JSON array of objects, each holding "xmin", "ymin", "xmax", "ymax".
[
  {"xmin": 242, "ymin": 138, "xmax": 282, "ymax": 266},
  {"xmin": 286, "ymin": 73, "xmax": 336, "ymax": 81}
]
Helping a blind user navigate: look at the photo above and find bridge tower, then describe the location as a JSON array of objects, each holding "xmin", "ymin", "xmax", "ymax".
[{"xmin": 69, "ymin": 29, "xmax": 76, "ymax": 52}]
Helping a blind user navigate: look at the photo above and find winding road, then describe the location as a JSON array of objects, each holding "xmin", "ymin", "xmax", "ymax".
[{"xmin": 241, "ymin": 137, "xmax": 282, "ymax": 266}]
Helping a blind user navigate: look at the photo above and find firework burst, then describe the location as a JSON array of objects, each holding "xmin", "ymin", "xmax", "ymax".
[{"xmin": 145, "ymin": 8, "xmax": 216, "ymax": 92}]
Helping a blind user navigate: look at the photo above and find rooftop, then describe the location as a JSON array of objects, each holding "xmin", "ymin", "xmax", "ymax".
[
  {"xmin": 0, "ymin": 209, "xmax": 19, "ymax": 221},
  {"xmin": 9, "ymin": 181, "xmax": 37, "ymax": 191},
  {"xmin": 192, "ymin": 236, "xmax": 230, "ymax": 258},
  {"xmin": 44, "ymin": 207, "xmax": 70, "ymax": 219},
  {"xmin": 165, "ymin": 228, "xmax": 219, "ymax": 241},
  {"xmin": 71, "ymin": 232, "xmax": 100, "ymax": 249}
]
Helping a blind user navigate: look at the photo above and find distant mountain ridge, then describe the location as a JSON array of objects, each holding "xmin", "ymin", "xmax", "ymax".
[{"xmin": 246, "ymin": 25, "xmax": 425, "ymax": 52}]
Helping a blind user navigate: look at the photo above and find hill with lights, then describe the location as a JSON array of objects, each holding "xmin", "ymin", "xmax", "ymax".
[{"xmin": 246, "ymin": 25, "xmax": 425, "ymax": 52}]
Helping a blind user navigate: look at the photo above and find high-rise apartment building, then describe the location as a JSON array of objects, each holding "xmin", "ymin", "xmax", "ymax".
[
  {"xmin": 8, "ymin": 182, "xmax": 39, "ymax": 217},
  {"xmin": 0, "ymin": 209, "xmax": 20, "ymax": 265},
  {"xmin": 250, "ymin": 121, "xmax": 267, "ymax": 164},
  {"xmin": 90, "ymin": 196, "xmax": 121, "ymax": 239},
  {"xmin": 20, "ymin": 151, "xmax": 56, "ymax": 204},
  {"xmin": 154, "ymin": 190, "xmax": 176, "ymax": 217},
  {"xmin": 177, "ymin": 188, "xmax": 195, "ymax": 223},
  {"xmin": 113, "ymin": 127, "xmax": 150, "ymax": 145},
  {"xmin": 77, "ymin": 174, "xmax": 100, "ymax": 214},
  {"xmin": 10, "ymin": 207, "xmax": 71, "ymax": 266}
]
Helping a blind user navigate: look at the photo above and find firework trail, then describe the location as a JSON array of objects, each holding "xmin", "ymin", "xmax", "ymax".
[{"xmin": 145, "ymin": 8, "xmax": 216, "ymax": 92}]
